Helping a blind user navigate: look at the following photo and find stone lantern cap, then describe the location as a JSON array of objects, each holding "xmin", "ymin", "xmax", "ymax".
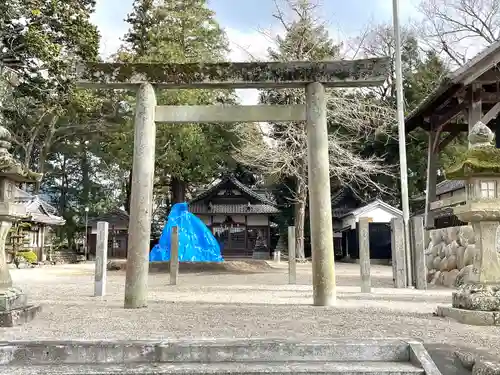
[
  {"xmin": 0, "ymin": 125, "xmax": 42, "ymax": 183},
  {"xmin": 445, "ymin": 121, "xmax": 500, "ymax": 179}
]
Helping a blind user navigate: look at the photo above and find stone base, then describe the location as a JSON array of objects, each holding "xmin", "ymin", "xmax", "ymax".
[
  {"xmin": 436, "ymin": 305, "xmax": 500, "ymax": 326},
  {"xmin": 0, "ymin": 304, "xmax": 41, "ymax": 327},
  {"xmin": 452, "ymin": 282, "xmax": 500, "ymax": 311},
  {"xmin": 252, "ymin": 251, "xmax": 270, "ymax": 260},
  {"xmin": 0, "ymin": 287, "xmax": 28, "ymax": 311}
]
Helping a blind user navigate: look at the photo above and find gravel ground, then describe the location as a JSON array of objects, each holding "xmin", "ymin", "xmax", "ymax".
[{"xmin": 1, "ymin": 262, "xmax": 499, "ymax": 359}]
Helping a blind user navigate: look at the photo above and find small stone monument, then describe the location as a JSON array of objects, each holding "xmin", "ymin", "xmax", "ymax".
[
  {"xmin": 437, "ymin": 121, "xmax": 500, "ymax": 325},
  {"xmin": 273, "ymin": 234, "xmax": 286, "ymax": 262},
  {"xmin": 0, "ymin": 125, "xmax": 42, "ymax": 326},
  {"xmin": 252, "ymin": 230, "xmax": 270, "ymax": 260}
]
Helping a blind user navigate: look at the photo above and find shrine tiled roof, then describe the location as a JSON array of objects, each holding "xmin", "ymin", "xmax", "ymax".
[
  {"xmin": 13, "ymin": 187, "xmax": 65, "ymax": 226},
  {"xmin": 189, "ymin": 202, "xmax": 279, "ymax": 214}
]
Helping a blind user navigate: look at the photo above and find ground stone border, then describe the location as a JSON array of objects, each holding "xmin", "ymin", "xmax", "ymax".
[{"xmin": 0, "ymin": 338, "xmax": 441, "ymax": 374}]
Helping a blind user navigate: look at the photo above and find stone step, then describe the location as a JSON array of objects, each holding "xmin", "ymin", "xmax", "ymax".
[
  {"xmin": 0, "ymin": 339, "xmax": 411, "ymax": 364},
  {"xmin": 5, "ymin": 361, "xmax": 425, "ymax": 375},
  {"xmin": 0, "ymin": 339, "xmax": 442, "ymax": 374}
]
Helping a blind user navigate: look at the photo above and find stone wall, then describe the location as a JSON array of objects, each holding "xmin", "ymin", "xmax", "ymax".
[{"xmin": 425, "ymin": 225, "xmax": 476, "ymax": 288}]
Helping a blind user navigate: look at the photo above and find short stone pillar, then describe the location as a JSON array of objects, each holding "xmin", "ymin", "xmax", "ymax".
[
  {"xmin": 391, "ymin": 218, "xmax": 407, "ymax": 288},
  {"xmin": 170, "ymin": 226, "xmax": 179, "ymax": 286},
  {"xmin": 288, "ymin": 226, "xmax": 296, "ymax": 284},
  {"xmin": 94, "ymin": 221, "xmax": 109, "ymax": 297},
  {"xmin": 358, "ymin": 217, "xmax": 371, "ymax": 293},
  {"xmin": 437, "ymin": 122, "xmax": 500, "ymax": 325},
  {"xmin": 0, "ymin": 125, "xmax": 42, "ymax": 326},
  {"xmin": 274, "ymin": 234, "xmax": 286, "ymax": 263},
  {"xmin": 410, "ymin": 216, "xmax": 427, "ymax": 290}
]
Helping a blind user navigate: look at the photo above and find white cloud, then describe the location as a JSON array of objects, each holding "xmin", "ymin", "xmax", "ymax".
[{"xmin": 224, "ymin": 27, "xmax": 277, "ymax": 105}]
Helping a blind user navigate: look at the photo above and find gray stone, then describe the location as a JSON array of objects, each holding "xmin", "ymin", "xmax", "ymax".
[
  {"xmin": 436, "ymin": 305, "xmax": 500, "ymax": 326},
  {"xmin": 0, "ymin": 287, "xmax": 27, "ymax": 311},
  {"xmin": 458, "ymin": 226, "xmax": 475, "ymax": 246},
  {"xmin": 447, "ymin": 255, "xmax": 458, "ymax": 270},
  {"xmin": 456, "ymin": 265, "xmax": 474, "ymax": 287},
  {"xmin": 443, "ymin": 269, "xmax": 459, "ymax": 288},
  {"xmin": 0, "ymin": 338, "xmax": 435, "ymax": 367},
  {"xmin": 124, "ymin": 82, "xmax": 157, "ymax": 309},
  {"xmin": 431, "ymin": 270, "xmax": 441, "ymax": 285},
  {"xmin": 427, "ymin": 269, "xmax": 436, "ymax": 283},
  {"xmin": 252, "ymin": 230, "xmax": 269, "ymax": 259},
  {"xmin": 432, "ymin": 256, "xmax": 442, "ymax": 270},
  {"xmin": 426, "ymin": 254, "xmax": 435, "ymax": 271},
  {"xmin": 456, "ymin": 246, "xmax": 466, "ymax": 270},
  {"xmin": 94, "ymin": 221, "xmax": 108, "ymax": 297},
  {"xmin": 0, "ymin": 304, "xmax": 41, "ymax": 327},
  {"xmin": 454, "ymin": 351, "xmax": 476, "ymax": 370},
  {"xmin": 2, "ymin": 361, "xmax": 427, "ymax": 374},
  {"xmin": 438, "ymin": 271, "xmax": 447, "ymax": 286},
  {"xmin": 464, "ymin": 245, "xmax": 476, "ymax": 267},
  {"xmin": 473, "ymin": 360, "xmax": 500, "ymax": 375},
  {"xmin": 391, "ymin": 218, "xmax": 407, "ymax": 288},
  {"xmin": 411, "ymin": 216, "xmax": 427, "ymax": 290},
  {"xmin": 170, "ymin": 226, "xmax": 179, "ymax": 285},
  {"xmin": 75, "ymin": 60, "xmax": 391, "ymax": 89},
  {"xmin": 439, "ymin": 258, "xmax": 448, "ymax": 272},
  {"xmin": 306, "ymin": 82, "xmax": 335, "ymax": 306},
  {"xmin": 358, "ymin": 217, "xmax": 371, "ymax": 293},
  {"xmin": 452, "ymin": 283, "xmax": 500, "ymax": 311}
]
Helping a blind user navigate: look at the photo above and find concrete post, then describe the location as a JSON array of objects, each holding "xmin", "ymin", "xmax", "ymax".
[
  {"xmin": 124, "ymin": 83, "xmax": 156, "ymax": 309},
  {"xmin": 306, "ymin": 82, "xmax": 336, "ymax": 306},
  {"xmin": 411, "ymin": 216, "xmax": 427, "ymax": 290},
  {"xmin": 358, "ymin": 218, "xmax": 371, "ymax": 293},
  {"xmin": 94, "ymin": 221, "xmax": 109, "ymax": 297},
  {"xmin": 288, "ymin": 226, "xmax": 296, "ymax": 284},
  {"xmin": 274, "ymin": 251, "xmax": 281, "ymax": 263},
  {"xmin": 170, "ymin": 226, "xmax": 179, "ymax": 285},
  {"xmin": 391, "ymin": 218, "xmax": 407, "ymax": 288}
]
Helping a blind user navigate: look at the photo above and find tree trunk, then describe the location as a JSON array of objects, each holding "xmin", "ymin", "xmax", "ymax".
[
  {"xmin": 171, "ymin": 177, "xmax": 187, "ymax": 203},
  {"xmin": 294, "ymin": 178, "xmax": 307, "ymax": 261},
  {"xmin": 125, "ymin": 168, "xmax": 132, "ymax": 214},
  {"xmin": 81, "ymin": 143, "xmax": 90, "ymax": 206},
  {"xmin": 34, "ymin": 117, "xmax": 57, "ymax": 194}
]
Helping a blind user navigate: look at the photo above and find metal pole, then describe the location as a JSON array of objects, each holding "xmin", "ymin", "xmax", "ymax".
[
  {"xmin": 392, "ymin": 0, "xmax": 413, "ymax": 287},
  {"xmin": 84, "ymin": 208, "xmax": 89, "ymax": 260}
]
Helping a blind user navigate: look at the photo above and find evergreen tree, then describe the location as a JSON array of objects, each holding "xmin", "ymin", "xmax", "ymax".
[{"xmin": 117, "ymin": 0, "xmax": 239, "ymax": 208}]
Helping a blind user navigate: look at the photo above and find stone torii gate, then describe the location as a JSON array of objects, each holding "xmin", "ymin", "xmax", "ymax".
[{"xmin": 76, "ymin": 60, "xmax": 390, "ymax": 308}]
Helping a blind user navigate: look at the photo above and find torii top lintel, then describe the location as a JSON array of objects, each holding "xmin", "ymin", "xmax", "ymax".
[{"xmin": 75, "ymin": 58, "xmax": 390, "ymax": 89}]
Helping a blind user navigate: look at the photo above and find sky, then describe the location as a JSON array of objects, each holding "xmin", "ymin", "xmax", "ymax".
[{"xmin": 90, "ymin": 0, "xmax": 421, "ymax": 104}]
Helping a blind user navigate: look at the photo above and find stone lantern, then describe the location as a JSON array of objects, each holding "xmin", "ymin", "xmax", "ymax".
[
  {"xmin": 437, "ymin": 121, "xmax": 500, "ymax": 325},
  {"xmin": 0, "ymin": 125, "xmax": 42, "ymax": 326}
]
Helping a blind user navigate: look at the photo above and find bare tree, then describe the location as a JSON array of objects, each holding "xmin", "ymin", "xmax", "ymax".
[
  {"xmin": 229, "ymin": 0, "xmax": 396, "ymax": 261},
  {"xmin": 418, "ymin": 0, "xmax": 500, "ymax": 65},
  {"xmin": 232, "ymin": 92, "xmax": 396, "ymax": 260}
]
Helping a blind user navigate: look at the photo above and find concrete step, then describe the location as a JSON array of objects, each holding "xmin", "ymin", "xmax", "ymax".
[{"xmin": 4, "ymin": 361, "xmax": 425, "ymax": 375}]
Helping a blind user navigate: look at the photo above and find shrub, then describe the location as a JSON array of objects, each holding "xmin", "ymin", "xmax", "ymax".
[{"xmin": 18, "ymin": 250, "xmax": 37, "ymax": 264}]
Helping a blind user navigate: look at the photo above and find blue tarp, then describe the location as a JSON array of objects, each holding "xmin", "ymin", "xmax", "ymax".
[{"xmin": 149, "ymin": 202, "xmax": 223, "ymax": 262}]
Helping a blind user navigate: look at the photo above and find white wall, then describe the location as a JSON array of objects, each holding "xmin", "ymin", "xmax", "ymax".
[
  {"xmin": 342, "ymin": 205, "xmax": 400, "ymax": 229},
  {"xmin": 247, "ymin": 216, "xmax": 268, "ymax": 226}
]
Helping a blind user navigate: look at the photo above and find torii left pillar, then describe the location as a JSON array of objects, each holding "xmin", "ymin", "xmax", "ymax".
[{"xmin": 124, "ymin": 83, "xmax": 157, "ymax": 309}]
